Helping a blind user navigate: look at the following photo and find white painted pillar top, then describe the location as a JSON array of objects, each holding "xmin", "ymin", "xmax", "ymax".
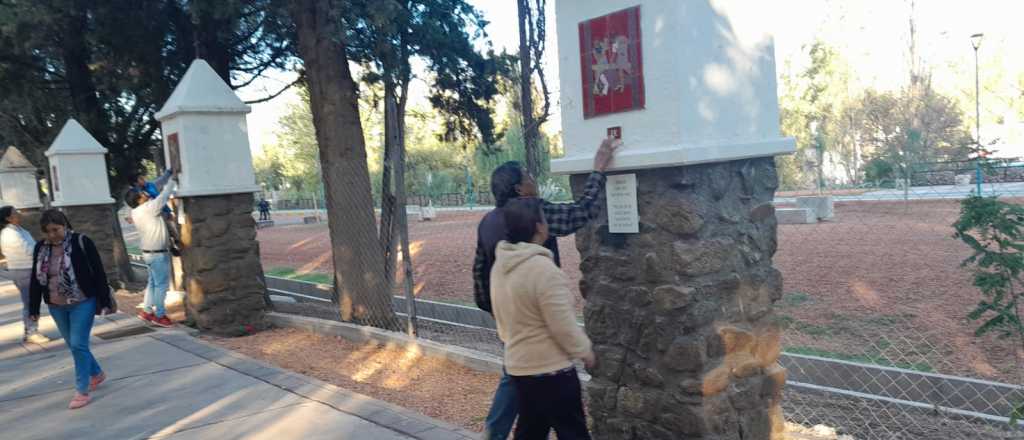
[
  {"xmin": 45, "ymin": 119, "xmax": 114, "ymax": 207},
  {"xmin": 155, "ymin": 59, "xmax": 260, "ymax": 197},
  {"xmin": 551, "ymin": 0, "xmax": 795, "ymax": 174},
  {"xmin": 0, "ymin": 146, "xmax": 42, "ymax": 209}
]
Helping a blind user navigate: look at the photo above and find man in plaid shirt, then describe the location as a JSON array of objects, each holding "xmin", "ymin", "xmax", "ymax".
[{"xmin": 474, "ymin": 137, "xmax": 619, "ymax": 440}]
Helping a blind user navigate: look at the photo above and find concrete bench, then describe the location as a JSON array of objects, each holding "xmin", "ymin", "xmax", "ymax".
[
  {"xmin": 405, "ymin": 205, "xmax": 422, "ymax": 221},
  {"xmin": 256, "ymin": 220, "xmax": 275, "ymax": 229},
  {"xmin": 795, "ymin": 196, "xmax": 834, "ymax": 220},
  {"xmin": 776, "ymin": 208, "xmax": 817, "ymax": 224},
  {"xmin": 302, "ymin": 216, "xmax": 320, "ymax": 224},
  {"xmin": 421, "ymin": 205, "xmax": 436, "ymax": 221}
]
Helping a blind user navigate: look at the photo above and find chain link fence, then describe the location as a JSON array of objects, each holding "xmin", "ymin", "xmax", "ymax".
[{"xmin": 258, "ymin": 161, "xmax": 1024, "ymax": 439}]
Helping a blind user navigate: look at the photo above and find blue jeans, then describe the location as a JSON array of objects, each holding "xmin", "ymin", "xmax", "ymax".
[
  {"xmin": 484, "ymin": 368, "xmax": 519, "ymax": 440},
  {"xmin": 142, "ymin": 252, "xmax": 171, "ymax": 317},
  {"xmin": 7, "ymin": 269, "xmax": 38, "ymax": 335},
  {"xmin": 50, "ymin": 297, "xmax": 102, "ymax": 394}
]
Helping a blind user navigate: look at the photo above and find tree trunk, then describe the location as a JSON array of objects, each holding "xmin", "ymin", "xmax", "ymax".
[
  {"xmin": 379, "ymin": 81, "xmax": 399, "ymax": 297},
  {"xmin": 387, "ymin": 87, "xmax": 417, "ymax": 336},
  {"xmin": 289, "ymin": 0, "xmax": 399, "ymax": 328},
  {"xmin": 188, "ymin": 0, "xmax": 233, "ymax": 84},
  {"xmin": 61, "ymin": 1, "xmax": 135, "ymax": 284},
  {"xmin": 517, "ymin": 0, "xmax": 542, "ymax": 178}
]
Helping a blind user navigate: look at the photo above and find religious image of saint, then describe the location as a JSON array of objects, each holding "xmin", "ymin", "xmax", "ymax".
[
  {"xmin": 590, "ymin": 36, "xmax": 632, "ymax": 96},
  {"xmin": 579, "ymin": 5, "xmax": 644, "ymax": 118}
]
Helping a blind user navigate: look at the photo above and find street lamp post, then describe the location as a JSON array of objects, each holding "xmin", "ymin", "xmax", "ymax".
[{"xmin": 971, "ymin": 33, "xmax": 984, "ymax": 195}]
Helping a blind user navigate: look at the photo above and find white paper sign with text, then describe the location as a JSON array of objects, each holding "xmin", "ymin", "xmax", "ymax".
[{"xmin": 606, "ymin": 173, "xmax": 639, "ymax": 233}]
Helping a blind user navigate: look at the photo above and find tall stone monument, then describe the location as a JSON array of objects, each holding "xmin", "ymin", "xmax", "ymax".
[
  {"xmin": 0, "ymin": 146, "xmax": 44, "ymax": 239},
  {"xmin": 155, "ymin": 59, "xmax": 267, "ymax": 335},
  {"xmin": 46, "ymin": 119, "xmax": 119, "ymax": 284},
  {"xmin": 553, "ymin": 2, "xmax": 794, "ymax": 439}
]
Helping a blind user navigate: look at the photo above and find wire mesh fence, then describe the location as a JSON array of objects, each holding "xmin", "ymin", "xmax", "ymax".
[{"xmin": 256, "ymin": 162, "xmax": 1024, "ymax": 439}]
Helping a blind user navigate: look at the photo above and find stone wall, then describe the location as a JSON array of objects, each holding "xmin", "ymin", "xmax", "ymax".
[
  {"xmin": 572, "ymin": 157, "xmax": 786, "ymax": 440},
  {"xmin": 63, "ymin": 204, "xmax": 119, "ymax": 285},
  {"xmin": 179, "ymin": 192, "xmax": 268, "ymax": 335}
]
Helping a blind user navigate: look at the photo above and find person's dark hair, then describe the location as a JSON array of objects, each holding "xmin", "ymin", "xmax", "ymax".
[
  {"xmin": 124, "ymin": 189, "xmax": 145, "ymax": 209},
  {"xmin": 491, "ymin": 161, "xmax": 524, "ymax": 208},
  {"xmin": 0, "ymin": 206, "xmax": 14, "ymax": 229},
  {"xmin": 129, "ymin": 173, "xmax": 144, "ymax": 185},
  {"xmin": 502, "ymin": 197, "xmax": 545, "ymax": 244},
  {"xmin": 39, "ymin": 208, "xmax": 72, "ymax": 232}
]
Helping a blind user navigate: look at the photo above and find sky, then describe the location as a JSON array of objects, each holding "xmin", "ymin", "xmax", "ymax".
[{"xmin": 239, "ymin": 0, "xmax": 1024, "ymax": 155}]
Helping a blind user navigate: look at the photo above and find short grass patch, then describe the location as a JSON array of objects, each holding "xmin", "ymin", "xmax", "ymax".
[
  {"xmin": 785, "ymin": 345, "xmax": 934, "ymax": 373},
  {"xmin": 264, "ymin": 267, "xmax": 332, "ymax": 285}
]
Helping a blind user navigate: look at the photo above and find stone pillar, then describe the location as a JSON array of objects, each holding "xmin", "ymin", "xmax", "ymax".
[
  {"xmin": 156, "ymin": 59, "xmax": 267, "ymax": 335},
  {"xmin": 0, "ymin": 146, "xmax": 44, "ymax": 237},
  {"xmin": 574, "ymin": 158, "xmax": 786, "ymax": 440},
  {"xmin": 62, "ymin": 205, "xmax": 119, "ymax": 282},
  {"xmin": 46, "ymin": 119, "xmax": 118, "ymax": 284},
  {"xmin": 179, "ymin": 193, "xmax": 267, "ymax": 335}
]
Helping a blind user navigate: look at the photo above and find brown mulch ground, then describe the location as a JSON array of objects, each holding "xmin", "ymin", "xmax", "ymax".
[
  {"xmin": 202, "ymin": 327, "xmax": 498, "ymax": 433},
  {"xmin": 256, "ymin": 200, "xmax": 1023, "ymax": 383},
  {"xmin": 200, "ymin": 326, "xmax": 1020, "ymax": 439}
]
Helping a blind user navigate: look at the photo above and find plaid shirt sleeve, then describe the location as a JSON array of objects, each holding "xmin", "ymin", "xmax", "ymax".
[
  {"xmin": 472, "ymin": 237, "xmax": 492, "ymax": 314},
  {"xmin": 543, "ymin": 171, "xmax": 606, "ymax": 237}
]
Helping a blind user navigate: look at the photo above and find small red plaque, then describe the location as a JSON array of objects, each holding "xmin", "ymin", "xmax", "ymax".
[
  {"xmin": 579, "ymin": 6, "xmax": 645, "ymax": 119},
  {"xmin": 607, "ymin": 126, "xmax": 622, "ymax": 139}
]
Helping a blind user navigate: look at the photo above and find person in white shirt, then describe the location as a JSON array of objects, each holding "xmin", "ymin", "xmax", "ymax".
[
  {"xmin": 0, "ymin": 206, "xmax": 49, "ymax": 343},
  {"xmin": 125, "ymin": 170, "xmax": 176, "ymax": 328}
]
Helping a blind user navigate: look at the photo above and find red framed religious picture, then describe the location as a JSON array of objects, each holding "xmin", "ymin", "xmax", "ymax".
[{"xmin": 578, "ymin": 5, "xmax": 645, "ymax": 119}]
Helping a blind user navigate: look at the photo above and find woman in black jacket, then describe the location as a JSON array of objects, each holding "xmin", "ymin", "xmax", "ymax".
[{"xmin": 28, "ymin": 209, "xmax": 114, "ymax": 410}]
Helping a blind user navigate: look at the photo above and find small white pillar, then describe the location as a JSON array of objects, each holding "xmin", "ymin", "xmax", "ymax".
[
  {"xmin": 551, "ymin": 1, "xmax": 794, "ymax": 175},
  {"xmin": 0, "ymin": 146, "xmax": 42, "ymax": 209},
  {"xmin": 46, "ymin": 119, "xmax": 115, "ymax": 207},
  {"xmin": 154, "ymin": 59, "xmax": 260, "ymax": 197},
  {"xmin": 46, "ymin": 119, "xmax": 120, "ymax": 283}
]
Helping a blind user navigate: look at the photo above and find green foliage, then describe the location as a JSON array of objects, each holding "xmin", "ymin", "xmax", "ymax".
[
  {"xmin": 264, "ymin": 267, "xmax": 332, "ymax": 285},
  {"xmin": 0, "ymin": 0, "xmax": 294, "ymax": 196},
  {"xmin": 953, "ymin": 196, "xmax": 1024, "ymax": 341},
  {"xmin": 344, "ymin": 0, "xmax": 503, "ymax": 144},
  {"xmin": 863, "ymin": 158, "xmax": 896, "ymax": 185},
  {"xmin": 953, "ymin": 195, "xmax": 1024, "ymax": 427},
  {"xmin": 858, "ymin": 85, "xmax": 973, "ymax": 180}
]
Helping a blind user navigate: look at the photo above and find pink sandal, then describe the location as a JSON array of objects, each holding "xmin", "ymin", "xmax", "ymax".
[
  {"xmin": 89, "ymin": 372, "xmax": 106, "ymax": 392},
  {"xmin": 69, "ymin": 393, "xmax": 90, "ymax": 410}
]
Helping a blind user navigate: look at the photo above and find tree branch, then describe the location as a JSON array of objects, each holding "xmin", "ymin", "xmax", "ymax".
[{"xmin": 243, "ymin": 74, "xmax": 304, "ymax": 104}]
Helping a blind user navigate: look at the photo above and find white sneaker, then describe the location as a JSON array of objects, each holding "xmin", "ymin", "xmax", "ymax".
[{"xmin": 24, "ymin": 333, "xmax": 51, "ymax": 344}]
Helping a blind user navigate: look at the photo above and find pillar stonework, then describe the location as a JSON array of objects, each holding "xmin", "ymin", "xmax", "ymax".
[
  {"xmin": 64, "ymin": 204, "xmax": 119, "ymax": 285},
  {"xmin": 156, "ymin": 59, "xmax": 267, "ymax": 336},
  {"xmin": 574, "ymin": 158, "xmax": 786, "ymax": 440},
  {"xmin": 179, "ymin": 193, "xmax": 267, "ymax": 335}
]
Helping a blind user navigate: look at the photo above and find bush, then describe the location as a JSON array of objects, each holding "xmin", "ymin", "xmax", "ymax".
[{"xmin": 864, "ymin": 158, "xmax": 896, "ymax": 185}]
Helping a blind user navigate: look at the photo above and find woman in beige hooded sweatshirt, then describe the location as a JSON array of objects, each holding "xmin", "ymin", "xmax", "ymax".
[{"xmin": 490, "ymin": 197, "xmax": 596, "ymax": 439}]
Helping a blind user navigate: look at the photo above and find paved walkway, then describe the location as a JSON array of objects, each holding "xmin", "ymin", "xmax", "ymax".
[{"xmin": 0, "ymin": 279, "xmax": 476, "ymax": 440}]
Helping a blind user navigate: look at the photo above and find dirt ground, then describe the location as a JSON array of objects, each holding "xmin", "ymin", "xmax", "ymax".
[
  {"xmin": 201, "ymin": 327, "xmax": 1020, "ymax": 439},
  {"xmin": 255, "ymin": 200, "xmax": 1023, "ymax": 383},
  {"xmin": 203, "ymin": 327, "xmax": 497, "ymax": 433}
]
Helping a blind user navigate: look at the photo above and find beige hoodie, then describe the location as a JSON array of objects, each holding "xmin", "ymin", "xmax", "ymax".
[{"xmin": 490, "ymin": 240, "xmax": 592, "ymax": 376}]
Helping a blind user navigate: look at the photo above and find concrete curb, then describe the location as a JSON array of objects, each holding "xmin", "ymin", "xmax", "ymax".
[
  {"xmin": 266, "ymin": 312, "xmax": 503, "ymax": 375},
  {"xmin": 150, "ymin": 330, "xmax": 479, "ymax": 440}
]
